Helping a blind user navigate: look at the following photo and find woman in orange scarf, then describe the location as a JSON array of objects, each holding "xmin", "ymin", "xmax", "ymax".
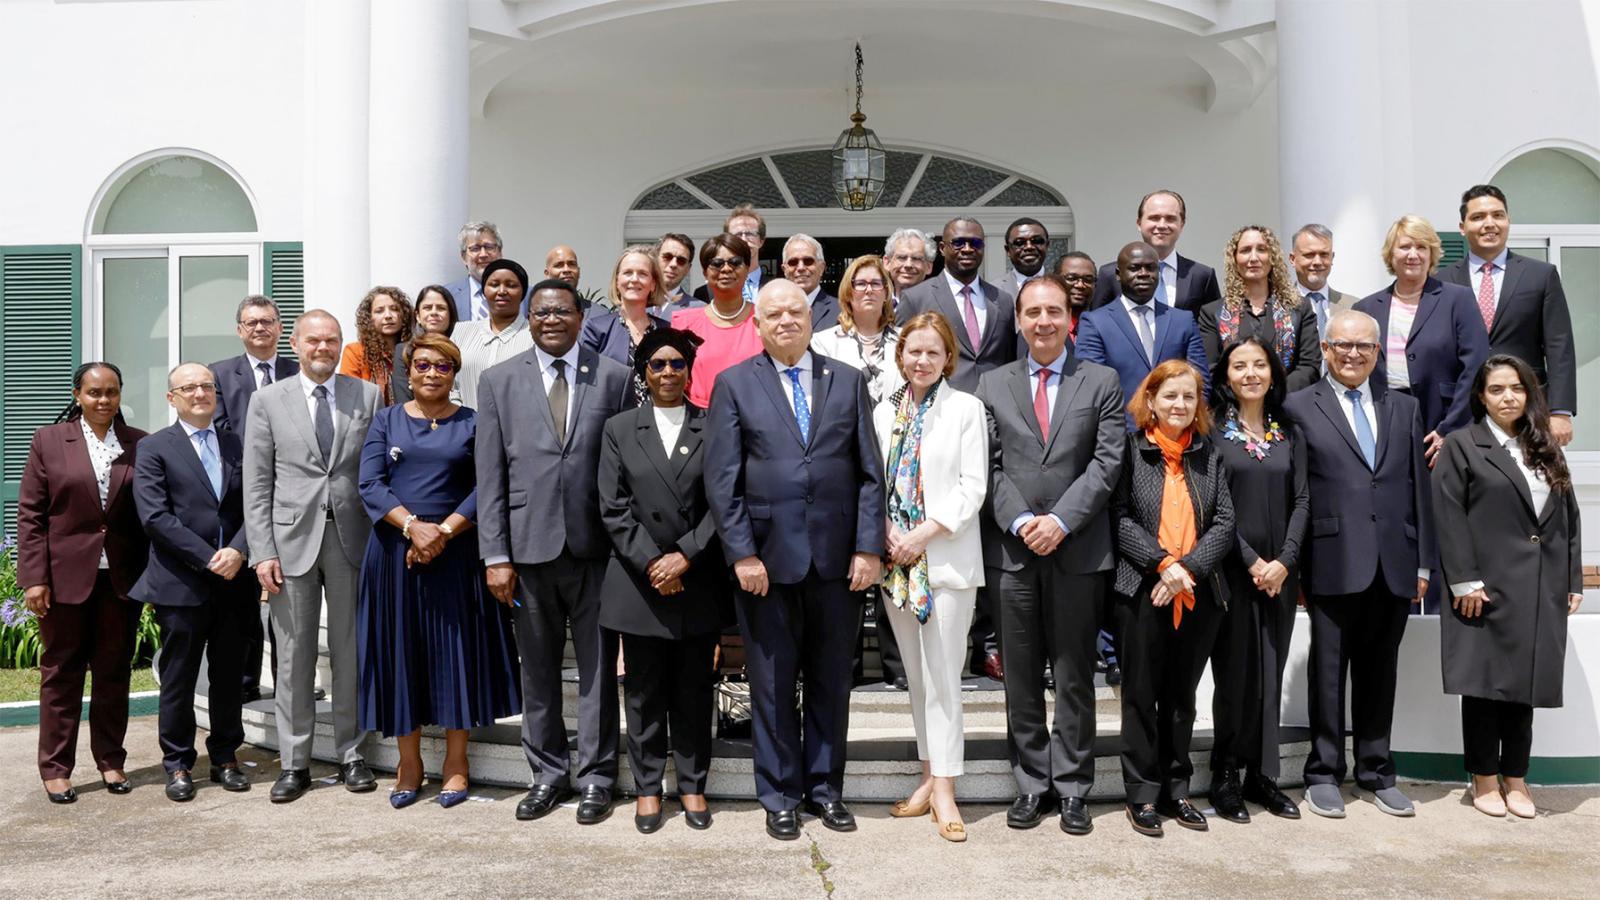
[{"xmin": 1111, "ymin": 359, "xmax": 1236, "ymax": 838}]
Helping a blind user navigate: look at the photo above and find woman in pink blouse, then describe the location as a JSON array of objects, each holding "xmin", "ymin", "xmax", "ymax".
[{"xmin": 671, "ymin": 233, "xmax": 763, "ymax": 408}]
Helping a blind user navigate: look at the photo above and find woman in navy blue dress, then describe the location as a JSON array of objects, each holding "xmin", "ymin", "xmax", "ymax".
[{"xmin": 357, "ymin": 333, "xmax": 519, "ymax": 809}]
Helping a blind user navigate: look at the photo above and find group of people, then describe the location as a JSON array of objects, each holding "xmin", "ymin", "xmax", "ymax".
[{"xmin": 17, "ymin": 184, "xmax": 1580, "ymax": 841}]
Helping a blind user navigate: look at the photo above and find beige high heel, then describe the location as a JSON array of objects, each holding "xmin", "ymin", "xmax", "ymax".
[
  {"xmin": 890, "ymin": 796, "xmax": 931, "ymax": 818},
  {"xmin": 932, "ymin": 807, "xmax": 967, "ymax": 843}
]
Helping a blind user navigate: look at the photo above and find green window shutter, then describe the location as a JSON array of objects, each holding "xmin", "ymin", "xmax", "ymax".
[
  {"xmin": 0, "ymin": 246, "xmax": 83, "ymax": 530},
  {"xmin": 1439, "ymin": 233, "xmax": 1468, "ymax": 270},
  {"xmin": 265, "ymin": 242, "xmax": 304, "ymax": 357}
]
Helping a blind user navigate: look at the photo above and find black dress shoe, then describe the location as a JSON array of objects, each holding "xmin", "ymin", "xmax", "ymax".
[
  {"xmin": 576, "ymin": 785, "xmax": 613, "ymax": 825},
  {"xmin": 340, "ymin": 760, "xmax": 377, "ymax": 793},
  {"xmin": 892, "ymin": 675, "xmax": 909, "ymax": 691},
  {"xmin": 1059, "ymin": 797, "xmax": 1093, "ymax": 835},
  {"xmin": 1007, "ymin": 793, "xmax": 1049, "ymax": 829},
  {"xmin": 166, "ymin": 770, "xmax": 196, "ymax": 803},
  {"xmin": 44, "ymin": 785, "xmax": 78, "ymax": 805},
  {"xmin": 210, "ymin": 764, "xmax": 251, "ymax": 792},
  {"xmin": 1126, "ymin": 802, "xmax": 1163, "ymax": 836},
  {"xmin": 101, "ymin": 776, "xmax": 133, "ymax": 795},
  {"xmin": 270, "ymin": 768, "xmax": 312, "ymax": 803},
  {"xmin": 1160, "ymin": 798, "xmax": 1209, "ymax": 831},
  {"xmin": 1210, "ymin": 771, "xmax": 1250, "ymax": 824},
  {"xmin": 241, "ymin": 686, "xmax": 262, "ymax": 703},
  {"xmin": 766, "ymin": 809, "xmax": 801, "ymax": 840},
  {"xmin": 684, "ymin": 807, "xmax": 713, "ymax": 830},
  {"xmin": 1105, "ymin": 663, "xmax": 1123, "ymax": 687},
  {"xmin": 803, "ymin": 799, "xmax": 857, "ymax": 832},
  {"xmin": 515, "ymin": 784, "xmax": 569, "ymax": 821},
  {"xmin": 1243, "ymin": 772, "xmax": 1301, "ymax": 819}
]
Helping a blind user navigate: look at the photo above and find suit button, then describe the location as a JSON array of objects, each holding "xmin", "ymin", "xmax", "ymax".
[
  {"xmin": 561, "ymin": 451, "xmax": 569, "ymax": 460},
  {"xmin": 1531, "ymin": 535, "xmax": 1541, "ymax": 544},
  {"xmin": 803, "ymin": 456, "xmax": 811, "ymax": 464},
  {"xmin": 1371, "ymin": 481, "xmax": 1378, "ymax": 488},
  {"xmin": 1408, "ymin": 353, "xmax": 1416, "ymax": 360},
  {"xmin": 99, "ymin": 524, "xmax": 108, "ymax": 533},
  {"xmin": 1370, "ymin": 514, "xmax": 1377, "ymax": 521},
  {"xmin": 805, "ymin": 495, "xmax": 814, "ymax": 503}
]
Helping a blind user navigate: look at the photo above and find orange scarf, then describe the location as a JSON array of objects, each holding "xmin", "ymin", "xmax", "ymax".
[{"xmin": 1146, "ymin": 427, "xmax": 1197, "ymax": 629}]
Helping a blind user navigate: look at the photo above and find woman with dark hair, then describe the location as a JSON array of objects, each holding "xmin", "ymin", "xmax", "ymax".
[
  {"xmin": 454, "ymin": 258, "xmax": 534, "ymax": 409},
  {"xmin": 582, "ymin": 245, "xmax": 671, "ymax": 404},
  {"xmin": 16, "ymin": 363, "xmax": 149, "ymax": 803},
  {"xmin": 1112, "ymin": 359, "xmax": 1236, "ymax": 837},
  {"xmin": 357, "ymin": 334, "xmax": 520, "ymax": 809},
  {"xmin": 1205, "ymin": 337, "xmax": 1309, "ymax": 823},
  {"xmin": 392, "ymin": 285, "xmax": 460, "ymax": 404},
  {"xmin": 670, "ymin": 234, "xmax": 763, "ymax": 408},
  {"xmin": 1433, "ymin": 354, "xmax": 1581, "ymax": 819},
  {"xmin": 597, "ymin": 327, "xmax": 721, "ymax": 833},
  {"xmin": 340, "ymin": 286, "xmax": 416, "ymax": 404},
  {"xmin": 1197, "ymin": 225, "xmax": 1322, "ymax": 392}
]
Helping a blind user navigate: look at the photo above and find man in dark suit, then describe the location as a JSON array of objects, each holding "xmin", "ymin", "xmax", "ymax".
[
  {"xmin": 780, "ymin": 233, "xmax": 840, "ymax": 330},
  {"xmin": 1001, "ymin": 218, "xmax": 1050, "ymax": 298},
  {"xmin": 694, "ymin": 203, "xmax": 770, "ymax": 302},
  {"xmin": 1075, "ymin": 242, "xmax": 1210, "ymax": 426},
  {"xmin": 705, "ymin": 279, "xmax": 885, "ymax": 841},
  {"xmin": 130, "ymin": 363, "xmax": 256, "ymax": 802},
  {"xmin": 655, "ymin": 232, "xmax": 703, "ymax": 316},
  {"xmin": 1284, "ymin": 309, "xmax": 1433, "ymax": 820},
  {"xmin": 978, "ymin": 276, "xmax": 1125, "ymax": 835},
  {"xmin": 1290, "ymin": 224, "xmax": 1359, "ymax": 353},
  {"xmin": 1089, "ymin": 189, "xmax": 1221, "ymax": 313},
  {"xmin": 477, "ymin": 279, "xmax": 632, "ymax": 825},
  {"xmin": 210, "ymin": 294, "xmax": 298, "ymax": 704},
  {"xmin": 1441, "ymin": 184, "xmax": 1577, "ymax": 446}
]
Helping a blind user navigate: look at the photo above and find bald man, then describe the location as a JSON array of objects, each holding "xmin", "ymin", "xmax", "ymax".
[{"xmin": 545, "ymin": 245, "xmax": 581, "ymax": 293}]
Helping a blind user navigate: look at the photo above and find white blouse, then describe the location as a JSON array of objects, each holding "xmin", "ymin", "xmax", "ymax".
[
  {"xmin": 79, "ymin": 418, "xmax": 122, "ymax": 569},
  {"xmin": 653, "ymin": 403, "xmax": 686, "ymax": 457},
  {"xmin": 811, "ymin": 324, "xmax": 905, "ymax": 407}
]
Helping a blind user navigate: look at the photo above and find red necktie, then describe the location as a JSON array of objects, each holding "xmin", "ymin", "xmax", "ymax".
[
  {"xmin": 1034, "ymin": 368, "xmax": 1051, "ymax": 441},
  {"xmin": 961, "ymin": 285, "xmax": 981, "ymax": 349},
  {"xmin": 1476, "ymin": 262, "xmax": 1497, "ymax": 332}
]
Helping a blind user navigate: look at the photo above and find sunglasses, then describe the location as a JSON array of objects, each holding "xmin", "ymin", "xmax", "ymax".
[
  {"xmin": 647, "ymin": 358, "xmax": 689, "ymax": 373},
  {"xmin": 948, "ymin": 237, "xmax": 985, "ymax": 250},
  {"xmin": 659, "ymin": 252, "xmax": 691, "ymax": 266},
  {"xmin": 785, "ymin": 256, "xmax": 818, "ymax": 268},
  {"xmin": 706, "ymin": 257, "xmax": 748, "ymax": 270},
  {"xmin": 1009, "ymin": 236, "xmax": 1048, "ymax": 248},
  {"xmin": 413, "ymin": 361, "xmax": 456, "ymax": 375}
]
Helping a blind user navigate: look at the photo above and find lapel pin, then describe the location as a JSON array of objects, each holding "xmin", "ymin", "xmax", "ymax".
[
  {"xmin": 580, "ymin": 365, "xmax": 590, "ymax": 374},
  {"xmin": 823, "ymin": 368, "xmax": 831, "ymax": 376},
  {"xmin": 678, "ymin": 446, "xmax": 688, "ymax": 455}
]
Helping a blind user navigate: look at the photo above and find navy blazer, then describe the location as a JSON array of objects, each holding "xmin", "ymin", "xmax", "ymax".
[
  {"xmin": 1073, "ymin": 298, "xmax": 1210, "ymax": 427},
  {"xmin": 1355, "ymin": 277, "xmax": 1490, "ymax": 436},
  {"xmin": 1439, "ymin": 252, "xmax": 1577, "ymax": 414},
  {"xmin": 1284, "ymin": 378, "xmax": 1435, "ymax": 599},
  {"xmin": 579, "ymin": 308, "xmax": 672, "ymax": 368},
  {"xmin": 129, "ymin": 422, "xmax": 253, "ymax": 607},
  {"xmin": 211, "ymin": 353, "xmax": 299, "ymax": 434},
  {"xmin": 704, "ymin": 352, "xmax": 885, "ymax": 585},
  {"xmin": 1088, "ymin": 254, "xmax": 1221, "ymax": 314},
  {"xmin": 810, "ymin": 291, "xmax": 841, "ymax": 331}
]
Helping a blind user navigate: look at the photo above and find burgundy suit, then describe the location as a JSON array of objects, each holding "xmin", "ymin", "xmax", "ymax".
[{"xmin": 16, "ymin": 420, "xmax": 148, "ymax": 780}]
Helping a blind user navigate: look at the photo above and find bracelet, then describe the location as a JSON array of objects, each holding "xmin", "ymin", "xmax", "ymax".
[
  {"xmin": 439, "ymin": 522, "xmax": 454, "ymax": 537},
  {"xmin": 401, "ymin": 514, "xmax": 418, "ymax": 539}
]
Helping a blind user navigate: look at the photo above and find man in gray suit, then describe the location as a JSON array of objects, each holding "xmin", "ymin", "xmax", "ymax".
[
  {"xmin": 1290, "ymin": 224, "xmax": 1357, "ymax": 362},
  {"xmin": 476, "ymin": 279, "xmax": 631, "ymax": 825},
  {"xmin": 978, "ymin": 275, "xmax": 1125, "ymax": 835},
  {"xmin": 243, "ymin": 309, "xmax": 381, "ymax": 803}
]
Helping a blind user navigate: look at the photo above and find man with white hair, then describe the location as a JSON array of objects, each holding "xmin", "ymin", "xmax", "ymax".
[
  {"xmin": 884, "ymin": 227, "xmax": 935, "ymax": 300},
  {"xmin": 781, "ymin": 233, "xmax": 839, "ymax": 330}
]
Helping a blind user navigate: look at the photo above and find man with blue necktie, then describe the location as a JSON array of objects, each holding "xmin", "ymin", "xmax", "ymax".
[
  {"xmin": 705, "ymin": 279, "xmax": 885, "ymax": 841},
  {"xmin": 130, "ymin": 363, "xmax": 255, "ymax": 802},
  {"xmin": 1289, "ymin": 224, "xmax": 1357, "ymax": 377}
]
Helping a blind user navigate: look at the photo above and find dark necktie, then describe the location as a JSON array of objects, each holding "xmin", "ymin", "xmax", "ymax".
[
  {"xmin": 257, "ymin": 361, "xmax": 273, "ymax": 387},
  {"xmin": 548, "ymin": 360, "xmax": 569, "ymax": 444},
  {"xmin": 313, "ymin": 384, "xmax": 334, "ymax": 461}
]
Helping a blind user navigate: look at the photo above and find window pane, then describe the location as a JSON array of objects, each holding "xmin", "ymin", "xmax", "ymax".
[
  {"xmin": 1492, "ymin": 149, "xmax": 1600, "ymax": 225},
  {"xmin": 179, "ymin": 255, "xmax": 247, "ymax": 368},
  {"xmin": 94, "ymin": 155, "xmax": 257, "ymax": 234},
  {"xmin": 103, "ymin": 257, "xmax": 169, "ymax": 429},
  {"xmin": 1563, "ymin": 246, "xmax": 1600, "ymax": 448}
]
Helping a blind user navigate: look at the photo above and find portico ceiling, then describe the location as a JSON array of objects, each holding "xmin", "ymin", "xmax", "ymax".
[{"xmin": 468, "ymin": 0, "xmax": 1275, "ymax": 116}]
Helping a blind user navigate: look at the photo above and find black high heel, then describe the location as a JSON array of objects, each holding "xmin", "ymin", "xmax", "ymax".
[
  {"xmin": 45, "ymin": 785, "xmax": 78, "ymax": 804},
  {"xmin": 102, "ymin": 775, "xmax": 133, "ymax": 795}
]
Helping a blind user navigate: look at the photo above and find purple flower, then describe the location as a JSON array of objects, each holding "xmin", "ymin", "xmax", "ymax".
[{"xmin": 0, "ymin": 596, "xmax": 32, "ymax": 628}]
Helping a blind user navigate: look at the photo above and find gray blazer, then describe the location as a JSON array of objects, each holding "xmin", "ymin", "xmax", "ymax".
[
  {"xmin": 475, "ymin": 346, "xmax": 631, "ymax": 566},
  {"xmin": 243, "ymin": 374, "xmax": 380, "ymax": 576},
  {"xmin": 896, "ymin": 275, "xmax": 1018, "ymax": 393},
  {"xmin": 976, "ymin": 355, "xmax": 1126, "ymax": 574}
]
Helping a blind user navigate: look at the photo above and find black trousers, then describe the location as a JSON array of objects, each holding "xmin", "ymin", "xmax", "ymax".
[
  {"xmin": 153, "ymin": 595, "xmax": 251, "ymax": 774},
  {"xmin": 850, "ymin": 585, "xmax": 903, "ymax": 684},
  {"xmin": 1209, "ymin": 574, "xmax": 1298, "ymax": 778},
  {"xmin": 735, "ymin": 570, "xmax": 858, "ymax": 812},
  {"xmin": 994, "ymin": 564, "xmax": 1105, "ymax": 799},
  {"xmin": 511, "ymin": 554, "xmax": 618, "ymax": 790},
  {"xmin": 1116, "ymin": 588, "xmax": 1222, "ymax": 804},
  {"xmin": 620, "ymin": 632, "xmax": 718, "ymax": 796},
  {"xmin": 967, "ymin": 586, "xmax": 999, "ymax": 674},
  {"xmin": 1461, "ymin": 696, "xmax": 1535, "ymax": 778},
  {"xmin": 1303, "ymin": 573, "xmax": 1411, "ymax": 789}
]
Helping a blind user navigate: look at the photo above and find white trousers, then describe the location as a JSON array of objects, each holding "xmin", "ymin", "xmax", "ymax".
[{"xmin": 885, "ymin": 586, "xmax": 977, "ymax": 777}]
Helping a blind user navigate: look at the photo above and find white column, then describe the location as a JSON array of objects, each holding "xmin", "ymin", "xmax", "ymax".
[
  {"xmin": 1277, "ymin": 0, "xmax": 1394, "ymax": 296},
  {"xmin": 303, "ymin": 0, "xmax": 372, "ymax": 341},
  {"xmin": 368, "ymin": 0, "xmax": 470, "ymax": 298}
]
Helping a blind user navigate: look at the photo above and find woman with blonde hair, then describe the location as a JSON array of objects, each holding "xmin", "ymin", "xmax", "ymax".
[
  {"xmin": 1197, "ymin": 225, "xmax": 1322, "ymax": 392},
  {"xmin": 581, "ymin": 245, "xmax": 670, "ymax": 404},
  {"xmin": 812, "ymin": 255, "xmax": 904, "ymax": 407}
]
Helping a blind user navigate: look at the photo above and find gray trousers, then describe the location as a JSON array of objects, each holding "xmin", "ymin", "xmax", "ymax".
[
  {"xmin": 270, "ymin": 525, "xmax": 365, "ymax": 770},
  {"xmin": 512, "ymin": 553, "xmax": 617, "ymax": 790}
]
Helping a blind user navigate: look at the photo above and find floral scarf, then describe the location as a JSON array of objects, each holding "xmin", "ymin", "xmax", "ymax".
[
  {"xmin": 884, "ymin": 381, "xmax": 939, "ymax": 623},
  {"xmin": 1217, "ymin": 297, "xmax": 1295, "ymax": 369}
]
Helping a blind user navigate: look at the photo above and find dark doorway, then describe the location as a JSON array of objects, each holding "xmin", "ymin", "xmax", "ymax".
[{"xmin": 762, "ymin": 235, "xmax": 897, "ymax": 296}]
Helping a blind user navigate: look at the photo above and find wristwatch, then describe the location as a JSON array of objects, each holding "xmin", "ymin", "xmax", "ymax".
[{"xmin": 439, "ymin": 522, "xmax": 454, "ymax": 537}]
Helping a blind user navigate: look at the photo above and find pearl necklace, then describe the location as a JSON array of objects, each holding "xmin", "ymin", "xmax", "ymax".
[{"xmin": 707, "ymin": 298, "xmax": 748, "ymax": 322}]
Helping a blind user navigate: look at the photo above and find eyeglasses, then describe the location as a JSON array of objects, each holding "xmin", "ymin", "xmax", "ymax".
[
  {"xmin": 731, "ymin": 230, "xmax": 761, "ymax": 242},
  {"xmin": 170, "ymin": 382, "xmax": 217, "ymax": 397},
  {"xmin": 239, "ymin": 317, "xmax": 279, "ymax": 330},
  {"xmin": 659, "ymin": 252, "xmax": 691, "ymax": 266},
  {"xmin": 646, "ymin": 358, "xmax": 689, "ymax": 373},
  {"xmin": 851, "ymin": 279, "xmax": 886, "ymax": 291},
  {"xmin": 1009, "ymin": 236, "xmax": 1048, "ymax": 248},
  {"xmin": 412, "ymin": 361, "xmax": 456, "ymax": 375},
  {"xmin": 530, "ymin": 307, "xmax": 578, "ymax": 320},
  {"xmin": 465, "ymin": 242, "xmax": 501, "ymax": 254},
  {"xmin": 705, "ymin": 257, "xmax": 748, "ymax": 270},
  {"xmin": 1327, "ymin": 340, "xmax": 1379, "ymax": 357},
  {"xmin": 785, "ymin": 256, "xmax": 817, "ymax": 268},
  {"xmin": 948, "ymin": 237, "xmax": 985, "ymax": 250},
  {"xmin": 1059, "ymin": 274, "xmax": 1096, "ymax": 285}
]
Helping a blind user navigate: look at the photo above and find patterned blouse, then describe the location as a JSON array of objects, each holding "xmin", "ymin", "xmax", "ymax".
[{"xmin": 79, "ymin": 417, "xmax": 121, "ymax": 568}]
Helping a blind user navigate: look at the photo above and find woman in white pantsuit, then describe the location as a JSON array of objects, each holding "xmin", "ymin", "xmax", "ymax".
[{"xmin": 874, "ymin": 311, "xmax": 989, "ymax": 843}]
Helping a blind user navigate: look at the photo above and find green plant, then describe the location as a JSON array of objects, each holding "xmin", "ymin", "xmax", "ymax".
[
  {"xmin": 131, "ymin": 603, "xmax": 160, "ymax": 664},
  {"xmin": 0, "ymin": 533, "xmax": 160, "ymax": 668}
]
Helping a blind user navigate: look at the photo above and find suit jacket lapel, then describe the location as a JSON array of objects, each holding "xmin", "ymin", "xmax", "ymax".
[
  {"xmin": 169, "ymin": 427, "xmax": 218, "ymax": 503},
  {"xmin": 565, "ymin": 351, "xmax": 599, "ymax": 451},
  {"xmin": 1007, "ymin": 363, "xmax": 1046, "ymax": 448},
  {"xmin": 1473, "ymin": 423, "xmax": 1537, "ymax": 517},
  {"xmin": 1494, "ymin": 255, "xmax": 1527, "ymax": 337},
  {"xmin": 934, "ymin": 279, "xmax": 975, "ymax": 355},
  {"xmin": 634, "ymin": 406, "xmax": 679, "ymax": 498},
  {"xmin": 106, "ymin": 424, "xmax": 138, "ymax": 505},
  {"xmin": 1151, "ymin": 303, "xmax": 1173, "ymax": 362},
  {"xmin": 1112, "ymin": 303, "xmax": 1153, "ymax": 368},
  {"xmin": 1174, "ymin": 255, "xmax": 1193, "ymax": 307},
  {"xmin": 672, "ymin": 407, "xmax": 706, "ymax": 481},
  {"xmin": 1044, "ymin": 357, "xmax": 1085, "ymax": 457},
  {"xmin": 1408, "ymin": 279, "xmax": 1444, "ymax": 343},
  {"xmin": 754, "ymin": 354, "xmax": 806, "ymax": 446},
  {"xmin": 977, "ymin": 280, "xmax": 1002, "ymax": 351},
  {"xmin": 327, "ymin": 376, "xmax": 359, "ymax": 464},
  {"xmin": 277, "ymin": 385, "xmax": 323, "ymax": 468},
  {"xmin": 1313, "ymin": 381, "xmax": 1367, "ymax": 464},
  {"xmin": 1372, "ymin": 388, "xmax": 1396, "ymax": 470},
  {"xmin": 807, "ymin": 359, "xmax": 835, "ymax": 450}
]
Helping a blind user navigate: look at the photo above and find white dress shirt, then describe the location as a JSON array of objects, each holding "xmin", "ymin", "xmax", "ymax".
[
  {"xmin": 1466, "ymin": 248, "xmax": 1510, "ymax": 313},
  {"xmin": 79, "ymin": 418, "xmax": 122, "ymax": 568},
  {"xmin": 770, "ymin": 351, "xmax": 814, "ymax": 421},
  {"xmin": 1120, "ymin": 294, "xmax": 1160, "ymax": 356},
  {"xmin": 1450, "ymin": 418, "xmax": 1551, "ymax": 597},
  {"xmin": 1009, "ymin": 351, "xmax": 1069, "ymax": 537},
  {"xmin": 654, "ymin": 403, "xmax": 687, "ymax": 457},
  {"xmin": 297, "ymin": 371, "xmax": 336, "ymax": 425},
  {"xmin": 1157, "ymin": 254, "xmax": 1178, "ymax": 307},
  {"xmin": 246, "ymin": 353, "xmax": 278, "ymax": 388},
  {"xmin": 805, "ymin": 286, "xmax": 822, "ymax": 308},
  {"xmin": 532, "ymin": 343, "xmax": 582, "ymax": 439},
  {"xmin": 455, "ymin": 316, "xmax": 534, "ymax": 409},
  {"xmin": 944, "ymin": 269, "xmax": 988, "ymax": 335}
]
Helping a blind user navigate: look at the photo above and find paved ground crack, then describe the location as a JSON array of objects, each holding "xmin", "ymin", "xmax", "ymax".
[{"xmin": 808, "ymin": 835, "xmax": 836, "ymax": 898}]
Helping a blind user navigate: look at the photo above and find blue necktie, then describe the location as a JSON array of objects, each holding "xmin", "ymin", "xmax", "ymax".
[
  {"xmin": 785, "ymin": 367, "xmax": 811, "ymax": 443},
  {"xmin": 1309, "ymin": 292, "xmax": 1327, "ymax": 336},
  {"xmin": 196, "ymin": 428, "xmax": 223, "ymax": 498},
  {"xmin": 1345, "ymin": 389, "xmax": 1376, "ymax": 469}
]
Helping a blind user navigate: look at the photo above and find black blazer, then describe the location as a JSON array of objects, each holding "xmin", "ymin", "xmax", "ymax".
[
  {"xmin": 1355, "ymin": 277, "xmax": 1490, "ymax": 436},
  {"xmin": 1089, "ymin": 254, "xmax": 1221, "ymax": 314},
  {"xmin": 129, "ymin": 422, "xmax": 253, "ymax": 607},
  {"xmin": 1112, "ymin": 432, "xmax": 1235, "ymax": 605},
  {"xmin": 211, "ymin": 353, "xmax": 299, "ymax": 434},
  {"xmin": 1439, "ymin": 252, "xmax": 1577, "ymax": 413},
  {"xmin": 1196, "ymin": 298, "xmax": 1323, "ymax": 393},
  {"xmin": 597, "ymin": 404, "xmax": 722, "ymax": 639},
  {"xmin": 1284, "ymin": 378, "xmax": 1435, "ymax": 598}
]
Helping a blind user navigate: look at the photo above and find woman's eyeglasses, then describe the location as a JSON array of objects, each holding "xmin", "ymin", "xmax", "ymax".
[
  {"xmin": 705, "ymin": 257, "xmax": 748, "ymax": 271},
  {"xmin": 413, "ymin": 361, "xmax": 456, "ymax": 375},
  {"xmin": 647, "ymin": 358, "xmax": 689, "ymax": 373}
]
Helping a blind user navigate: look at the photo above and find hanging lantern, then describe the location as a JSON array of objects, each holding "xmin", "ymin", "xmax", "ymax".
[{"xmin": 832, "ymin": 43, "xmax": 886, "ymax": 211}]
